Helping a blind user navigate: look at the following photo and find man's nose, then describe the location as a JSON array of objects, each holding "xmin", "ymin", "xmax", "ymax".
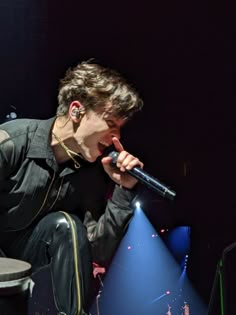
[{"xmin": 111, "ymin": 129, "xmax": 120, "ymax": 139}]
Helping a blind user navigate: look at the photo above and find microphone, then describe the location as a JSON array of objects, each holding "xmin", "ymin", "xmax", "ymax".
[{"xmin": 109, "ymin": 151, "xmax": 176, "ymax": 200}]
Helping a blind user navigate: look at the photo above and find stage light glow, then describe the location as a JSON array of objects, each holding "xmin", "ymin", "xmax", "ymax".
[
  {"xmin": 135, "ymin": 201, "xmax": 141, "ymax": 208},
  {"xmin": 6, "ymin": 112, "xmax": 17, "ymax": 120},
  {"xmin": 165, "ymin": 226, "xmax": 191, "ymax": 265},
  {"xmin": 89, "ymin": 208, "xmax": 207, "ymax": 315}
]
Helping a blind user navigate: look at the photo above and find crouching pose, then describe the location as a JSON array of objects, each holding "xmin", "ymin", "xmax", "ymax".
[{"xmin": 0, "ymin": 60, "xmax": 144, "ymax": 314}]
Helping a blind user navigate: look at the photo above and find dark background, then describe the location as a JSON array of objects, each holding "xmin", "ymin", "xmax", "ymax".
[{"xmin": 1, "ymin": 0, "xmax": 236, "ymax": 305}]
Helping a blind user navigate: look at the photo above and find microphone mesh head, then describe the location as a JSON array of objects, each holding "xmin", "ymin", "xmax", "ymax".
[{"xmin": 108, "ymin": 151, "xmax": 119, "ymax": 165}]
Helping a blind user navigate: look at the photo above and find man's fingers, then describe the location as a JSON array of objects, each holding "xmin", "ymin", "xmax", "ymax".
[{"xmin": 112, "ymin": 137, "xmax": 124, "ymax": 152}]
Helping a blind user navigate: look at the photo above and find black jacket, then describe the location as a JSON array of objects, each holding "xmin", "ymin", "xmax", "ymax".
[{"xmin": 0, "ymin": 117, "xmax": 137, "ymax": 265}]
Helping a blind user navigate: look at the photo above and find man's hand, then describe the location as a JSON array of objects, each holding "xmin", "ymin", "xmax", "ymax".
[{"xmin": 101, "ymin": 137, "xmax": 144, "ymax": 189}]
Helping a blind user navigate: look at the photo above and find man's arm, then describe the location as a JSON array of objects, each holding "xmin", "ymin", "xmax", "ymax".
[
  {"xmin": 0, "ymin": 129, "xmax": 15, "ymax": 180},
  {"xmin": 83, "ymin": 184, "xmax": 138, "ymax": 266}
]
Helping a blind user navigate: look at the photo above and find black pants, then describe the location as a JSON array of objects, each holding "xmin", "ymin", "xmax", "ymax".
[{"xmin": 0, "ymin": 212, "xmax": 93, "ymax": 315}]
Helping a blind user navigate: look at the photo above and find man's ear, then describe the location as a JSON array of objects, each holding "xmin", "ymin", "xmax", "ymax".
[{"xmin": 69, "ymin": 101, "xmax": 85, "ymax": 122}]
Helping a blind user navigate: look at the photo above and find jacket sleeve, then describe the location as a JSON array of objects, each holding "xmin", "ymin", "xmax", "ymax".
[
  {"xmin": 0, "ymin": 129, "xmax": 16, "ymax": 180},
  {"xmin": 83, "ymin": 184, "xmax": 138, "ymax": 266}
]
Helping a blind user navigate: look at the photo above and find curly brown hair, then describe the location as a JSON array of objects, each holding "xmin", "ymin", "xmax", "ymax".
[{"xmin": 57, "ymin": 60, "xmax": 143, "ymax": 119}]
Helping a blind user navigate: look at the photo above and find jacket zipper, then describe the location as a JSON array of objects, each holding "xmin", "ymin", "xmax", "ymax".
[
  {"xmin": 11, "ymin": 171, "xmax": 57, "ymax": 231},
  {"xmin": 47, "ymin": 176, "xmax": 64, "ymax": 212},
  {"xmin": 27, "ymin": 171, "xmax": 57, "ymax": 229}
]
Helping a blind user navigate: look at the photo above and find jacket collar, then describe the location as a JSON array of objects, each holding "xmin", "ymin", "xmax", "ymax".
[
  {"xmin": 26, "ymin": 117, "xmax": 56, "ymax": 160},
  {"xmin": 26, "ymin": 117, "xmax": 82, "ymax": 175}
]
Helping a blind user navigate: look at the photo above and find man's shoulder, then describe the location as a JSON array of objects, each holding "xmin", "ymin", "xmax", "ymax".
[
  {"xmin": 0, "ymin": 117, "xmax": 55, "ymax": 161},
  {"xmin": 1, "ymin": 118, "xmax": 38, "ymax": 133},
  {"xmin": 0, "ymin": 118, "xmax": 53, "ymax": 144}
]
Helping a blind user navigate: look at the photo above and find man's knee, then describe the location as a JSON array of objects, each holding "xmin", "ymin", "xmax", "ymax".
[{"xmin": 37, "ymin": 212, "xmax": 87, "ymax": 240}]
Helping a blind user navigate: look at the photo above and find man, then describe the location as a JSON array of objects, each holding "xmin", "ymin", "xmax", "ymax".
[{"xmin": 0, "ymin": 60, "xmax": 144, "ymax": 314}]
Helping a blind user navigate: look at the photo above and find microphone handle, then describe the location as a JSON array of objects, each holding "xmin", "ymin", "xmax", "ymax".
[
  {"xmin": 126, "ymin": 167, "xmax": 176, "ymax": 200},
  {"xmin": 108, "ymin": 151, "xmax": 176, "ymax": 200}
]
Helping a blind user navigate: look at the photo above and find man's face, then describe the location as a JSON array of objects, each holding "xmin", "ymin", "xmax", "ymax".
[{"xmin": 74, "ymin": 105, "xmax": 126, "ymax": 162}]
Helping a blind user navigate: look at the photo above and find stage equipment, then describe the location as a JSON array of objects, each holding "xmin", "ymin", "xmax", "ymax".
[
  {"xmin": 208, "ymin": 241, "xmax": 236, "ymax": 315},
  {"xmin": 0, "ymin": 257, "xmax": 32, "ymax": 314}
]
